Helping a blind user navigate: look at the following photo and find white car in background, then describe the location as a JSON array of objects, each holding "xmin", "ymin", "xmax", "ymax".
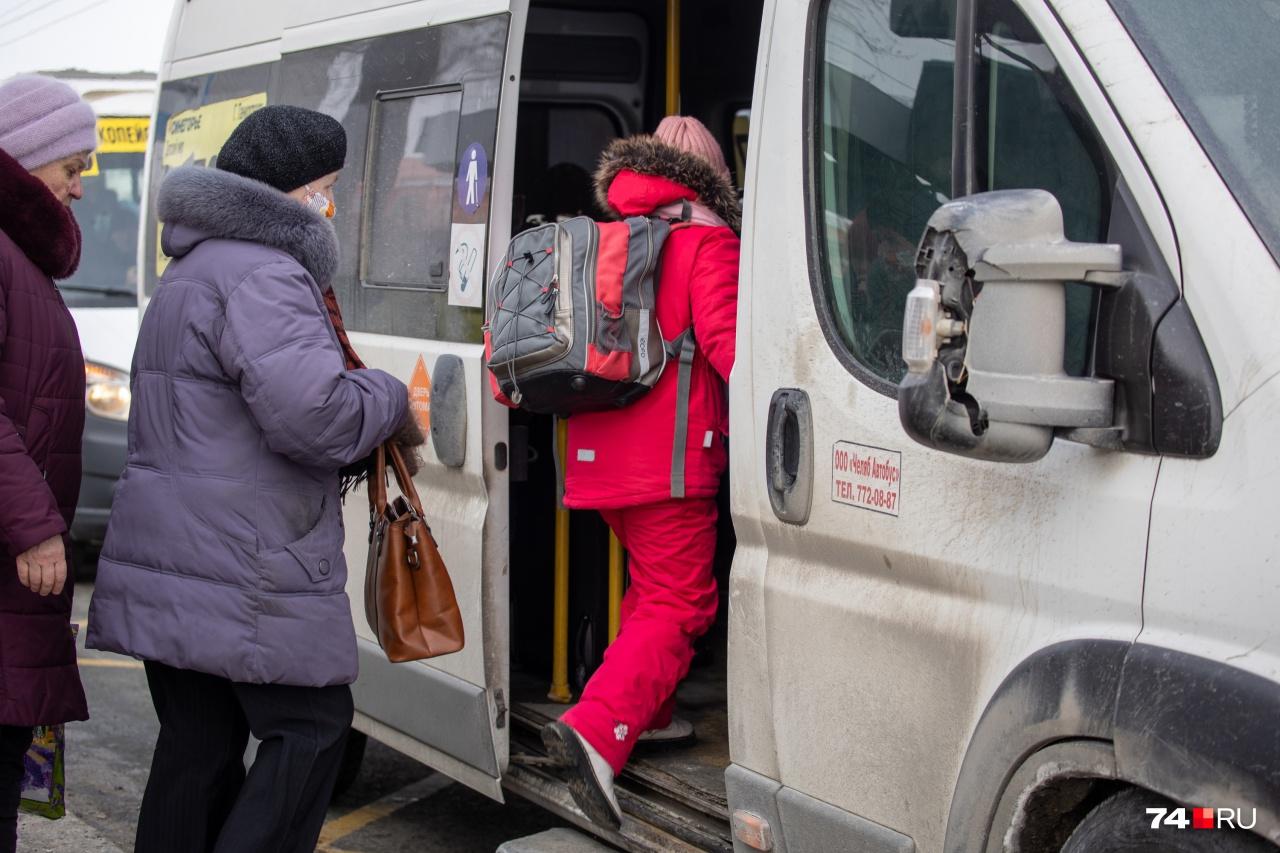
[{"xmin": 45, "ymin": 72, "xmax": 154, "ymax": 557}]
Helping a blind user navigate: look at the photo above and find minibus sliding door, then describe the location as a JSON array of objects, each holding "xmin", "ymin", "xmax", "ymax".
[{"xmin": 275, "ymin": 1, "xmax": 529, "ymax": 800}]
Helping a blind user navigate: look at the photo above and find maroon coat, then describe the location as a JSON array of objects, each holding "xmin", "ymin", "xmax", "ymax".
[{"xmin": 0, "ymin": 147, "xmax": 88, "ymax": 726}]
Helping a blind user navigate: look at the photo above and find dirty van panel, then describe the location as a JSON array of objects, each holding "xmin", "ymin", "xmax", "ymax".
[
  {"xmin": 730, "ymin": 0, "xmax": 1164, "ymax": 847},
  {"xmin": 143, "ymin": 63, "xmax": 278, "ymax": 296}
]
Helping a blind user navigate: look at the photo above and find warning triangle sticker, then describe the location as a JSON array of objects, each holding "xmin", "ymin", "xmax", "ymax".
[{"xmin": 408, "ymin": 355, "xmax": 431, "ymax": 436}]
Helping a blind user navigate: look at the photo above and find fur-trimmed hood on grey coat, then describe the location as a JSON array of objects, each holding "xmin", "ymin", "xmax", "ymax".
[
  {"xmin": 594, "ymin": 135, "xmax": 742, "ymax": 234},
  {"xmin": 158, "ymin": 165, "xmax": 339, "ymax": 284}
]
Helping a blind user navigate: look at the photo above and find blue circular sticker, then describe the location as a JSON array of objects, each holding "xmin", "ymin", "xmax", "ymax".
[{"xmin": 456, "ymin": 142, "xmax": 489, "ymax": 215}]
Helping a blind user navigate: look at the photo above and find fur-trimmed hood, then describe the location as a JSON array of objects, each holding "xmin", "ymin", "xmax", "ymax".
[
  {"xmin": 158, "ymin": 166, "xmax": 338, "ymax": 285},
  {"xmin": 0, "ymin": 146, "xmax": 81, "ymax": 279},
  {"xmin": 594, "ymin": 135, "xmax": 741, "ymax": 233}
]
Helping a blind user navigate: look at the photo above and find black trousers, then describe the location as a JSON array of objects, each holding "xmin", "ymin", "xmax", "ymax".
[
  {"xmin": 136, "ymin": 661, "xmax": 353, "ymax": 853},
  {"xmin": 0, "ymin": 725, "xmax": 33, "ymax": 853}
]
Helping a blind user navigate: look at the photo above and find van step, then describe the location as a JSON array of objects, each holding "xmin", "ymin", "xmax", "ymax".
[{"xmin": 497, "ymin": 828, "xmax": 619, "ymax": 852}]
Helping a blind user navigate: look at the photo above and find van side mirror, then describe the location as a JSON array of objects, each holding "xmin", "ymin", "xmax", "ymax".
[{"xmin": 898, "ymin": 189, "xmax": 1124, "ymax": 462}]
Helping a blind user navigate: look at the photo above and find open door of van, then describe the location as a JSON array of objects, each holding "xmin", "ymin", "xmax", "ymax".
[{"xmin": 267, "ymin": 1, "xmax": 530, "ymax": 801}]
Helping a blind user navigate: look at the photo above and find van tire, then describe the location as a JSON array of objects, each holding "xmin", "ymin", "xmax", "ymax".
[{"xmin": 1061, "ymin": 788, "xmax": 1275, "ymax": 853}]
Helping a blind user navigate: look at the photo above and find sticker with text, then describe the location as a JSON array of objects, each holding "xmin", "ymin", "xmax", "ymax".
[{"xmin": 832, "ymin": 441, "xmax": 901, "ymax": 517}]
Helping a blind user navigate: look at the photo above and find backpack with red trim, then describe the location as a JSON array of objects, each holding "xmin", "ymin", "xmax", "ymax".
[{"xmin": 484, "ymin": 205, "xmax": 695, "ymax": 418}]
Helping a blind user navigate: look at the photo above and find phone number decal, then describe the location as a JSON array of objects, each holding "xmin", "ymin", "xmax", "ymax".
[{"xmin": 832, "ymin": 441, "xmax": 902, "ymax": 517}]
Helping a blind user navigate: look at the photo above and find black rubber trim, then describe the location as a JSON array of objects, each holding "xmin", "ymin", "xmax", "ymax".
[
  {"xmin": 943, "ymin": 640, "xmax": 1129, "ymax": 853},
  {"xmin": 1114, "ymin": 644, "xmax": 1280, "ymax": 842},
  {"xmin": 944, "ymin": 640, "xmax": 1280, "ymax": 851}
]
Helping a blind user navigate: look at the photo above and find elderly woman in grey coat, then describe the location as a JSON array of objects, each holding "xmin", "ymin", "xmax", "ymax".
[{"xmin": 87, "ymin": 105, "xmax": 415, "ymax": 853}]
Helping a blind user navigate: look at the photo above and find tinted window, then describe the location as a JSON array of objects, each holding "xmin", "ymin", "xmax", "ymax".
[
  {"xmin": 815, "ymin": 0, "xmax": 956, "ymax": 385},
  {"xmin": 362, "ymin": 88, "xmax": 462, "ymax": 289},
  {"xmin": 1109, "ymin": 0, "xmax": 1280, "ymax": 263},
  {"xmin": 143, "ymin": 64, "xmax": 275, "ymax": 296},
  {"xmin": 63, "ymin": 150, "xmax": 144, "ymax": 304},
  {"xmin": 974, "ymin": 0, "xmax": 1114, "ymax": 375},
  {"xmin": 275, "ymin": 14, "xmax": 508, "ymax": 344}
]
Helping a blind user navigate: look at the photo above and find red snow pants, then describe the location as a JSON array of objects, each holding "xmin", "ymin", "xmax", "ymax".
[{"xmin": 561, "ymin": 497, "xmax": 719, "ymax": 774}]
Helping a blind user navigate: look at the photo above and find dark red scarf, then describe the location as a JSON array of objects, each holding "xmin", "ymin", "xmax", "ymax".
[
  {"xmin": 322, "ymin": 287, "xmax": 364, "ymax": 370},
  {"xmin": 322, "ymin": 288, "xmax": 378, "ymax": 497},
  {"xmin": 0, "ymin": 147, "xmax": 82, "ymax": 279}
]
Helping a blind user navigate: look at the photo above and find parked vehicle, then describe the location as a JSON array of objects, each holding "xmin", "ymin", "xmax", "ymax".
[
  {"xmin": 45, "ymin": 72, "xmax": 154, "ymax": 555},
  {"xmin": 142, "ymin": 1, "xmax": 1279, "ymax": 851}
]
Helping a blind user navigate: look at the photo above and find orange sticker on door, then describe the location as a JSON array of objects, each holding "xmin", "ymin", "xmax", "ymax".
[{"xmin": 408, "ymin": 355, "xmax": 432, "ymax": 435}]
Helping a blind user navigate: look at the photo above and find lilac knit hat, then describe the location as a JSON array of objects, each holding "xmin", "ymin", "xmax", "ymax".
[
  {"xmin": 653, "ymin": 115, "xmax": 731, "ymax": 181},
  {"xmin": 0, "ymin": 75, "xmax": 97, "ymax": 171}
]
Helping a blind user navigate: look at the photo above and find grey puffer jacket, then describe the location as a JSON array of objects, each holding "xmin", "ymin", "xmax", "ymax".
[{"xmin": 87, "ymin": 167, "xmax": 408, "ymax": 687}]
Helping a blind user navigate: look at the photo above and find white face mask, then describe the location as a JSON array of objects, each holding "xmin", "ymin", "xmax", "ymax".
[{"xmin": 304, "ymin": 185, "xmax": 335, "ymax": 218}]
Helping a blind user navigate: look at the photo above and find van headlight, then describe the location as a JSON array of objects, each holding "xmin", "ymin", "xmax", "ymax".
[{"xmin": 85, "ymin": 362, "xmax": 131, "ymax": 421}]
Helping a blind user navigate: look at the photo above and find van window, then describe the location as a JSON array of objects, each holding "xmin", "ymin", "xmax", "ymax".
[
  {"xmin": 1109, "ymin": 0, "xmax": 1280, "ymax": 264},
  {"xmin": 814, "ymin": 0, "xmax": 956, "ymax": 386},
  {"xmin": 63, "ymin": 148, "xmax": 144, "ymax": 303},
  {"xmin": 974, "ymin": 0, "xmax": 1114, "ymax": 375},
  {"xmin": 361, "ymin": 88, "xmax": 463, "ymax": 290}
]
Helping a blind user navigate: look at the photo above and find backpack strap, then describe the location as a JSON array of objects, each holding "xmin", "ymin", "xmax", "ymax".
[{"xmin": 665, "ymin": 328, "xmax": 697, "ymax": 499}]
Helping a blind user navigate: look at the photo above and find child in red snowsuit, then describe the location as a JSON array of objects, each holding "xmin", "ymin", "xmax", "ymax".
[{"xmin": 541, "ymin": 116, "xmax": 741, "ymax": 830}]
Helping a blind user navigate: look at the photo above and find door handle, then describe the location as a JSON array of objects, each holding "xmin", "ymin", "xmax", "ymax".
[{"xmin": 765, "ymin": 388, "xmax": 813, "ymax": 525}]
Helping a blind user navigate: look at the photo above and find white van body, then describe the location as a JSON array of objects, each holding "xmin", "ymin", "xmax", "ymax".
[{"xmin": 145, "ymin": 0, "xmax": 1280, "ymax": 850}]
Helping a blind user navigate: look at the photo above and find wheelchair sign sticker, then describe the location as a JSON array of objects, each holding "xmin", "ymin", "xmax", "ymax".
[{"xmin": 449, "ymin": 222, "xmax": 486, "ymax": 308}]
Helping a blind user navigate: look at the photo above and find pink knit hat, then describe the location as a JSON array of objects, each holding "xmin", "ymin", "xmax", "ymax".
[
  {"xmin": 654, "ymin": 115, "xmax": 731, "ymax": 181},
  {"xmin": 0, "ymin": 75, "xmax": 97, "ymax": 171}
]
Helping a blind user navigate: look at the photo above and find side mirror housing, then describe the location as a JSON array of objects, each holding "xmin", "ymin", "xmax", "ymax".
[{"xmin": 899, "ymin": 190, "xmax": 1123, "ymax": 462}]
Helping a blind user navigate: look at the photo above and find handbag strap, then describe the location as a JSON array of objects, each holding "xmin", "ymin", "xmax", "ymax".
[
  {"xmin": 369, "ymin": 443, "xmax": 388, "ymax": 515},
  {"xmin": 367, "ymin": 440, "xmax": 424, "ymax": 518},
  {"xmin": 386, "ymin": 442, "xmax": 426, "ymax": 518}
]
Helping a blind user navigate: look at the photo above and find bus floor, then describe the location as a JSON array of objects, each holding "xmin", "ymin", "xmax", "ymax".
[{"xmin": 508, "ymin": 645, "xmax": 730, "ymax": 823}]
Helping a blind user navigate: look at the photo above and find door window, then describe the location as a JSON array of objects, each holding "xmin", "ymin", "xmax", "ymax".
[
  {"xmin": 974, "ymin": 0, "xmax": 1114, "ymax": 375},
  {"xmin": 362, "ymin": 87, "xmax": 463, "ymax": 290},
  {"xmin": 812, "ymin": 0, "xmax": 1116, "ymax": 386},
  {"xmin": 814, "ymin": 0, "xmax": 957, "ymax": 386}
]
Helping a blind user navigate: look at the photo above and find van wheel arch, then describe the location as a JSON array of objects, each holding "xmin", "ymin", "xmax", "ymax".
[{"xmin": 945, "ymin": 640, "xmax": 1280, "ymax": 851}]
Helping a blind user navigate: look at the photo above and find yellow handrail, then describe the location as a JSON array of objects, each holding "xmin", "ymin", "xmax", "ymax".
[
  {"xmin": 666, "ymin": 0, "xmax": 681, "ymax": 116},
  {"xmin": 549, "ymin": 419, "xmax": 572, "ymax": 703},
  {"xmin": 608, "ymin": 535, "xmax": 624, "ymax": 644}
]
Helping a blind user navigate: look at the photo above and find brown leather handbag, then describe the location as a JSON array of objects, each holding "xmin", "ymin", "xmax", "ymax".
[{"xmin": 364, "ymin": 442, "xmax": 465, "ymax": 662}]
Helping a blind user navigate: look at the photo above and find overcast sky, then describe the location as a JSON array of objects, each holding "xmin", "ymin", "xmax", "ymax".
[{"xmin": 0, "ymin": 0, "xmax": 173, "ymax": 80}]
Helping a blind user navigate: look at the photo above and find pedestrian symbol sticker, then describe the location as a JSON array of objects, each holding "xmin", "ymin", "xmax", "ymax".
[{"xmin": 456, "ymin": 142, "xmax": 489, "ymax": 215}]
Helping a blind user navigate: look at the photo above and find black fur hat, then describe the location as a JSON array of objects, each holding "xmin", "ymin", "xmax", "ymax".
[{"xmin": 217, "ymin": 105, "xmax": 346, "ymax": 193}]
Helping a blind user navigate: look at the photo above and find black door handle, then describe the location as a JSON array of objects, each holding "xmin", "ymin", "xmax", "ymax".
[{"xmin": 765, "ymin": 389, "xmax": 813, "ymax": 525}]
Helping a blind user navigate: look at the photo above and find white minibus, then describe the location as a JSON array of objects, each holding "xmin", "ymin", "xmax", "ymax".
[{"xmin": 141, "ymin": 2, "xmax": 1280, "ymax": 850}]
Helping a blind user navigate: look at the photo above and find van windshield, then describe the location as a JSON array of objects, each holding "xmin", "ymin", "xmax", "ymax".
[
  {"xmin": 60, "ymin": 149, "xmax": 144, "ymax": 305},
  {"xmin": 1109, "ymin": 0, "xmax": 1280, "ymax": 263}
]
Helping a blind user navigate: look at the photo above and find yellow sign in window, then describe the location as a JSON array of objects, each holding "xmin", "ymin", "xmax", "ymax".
[
  {"xmin": 98, "ymin": 117, "xmax": 150, "ymax": 153},
  {"xmin": 83, "ymin": 116, "xmax": 150, "ymax": 176}
]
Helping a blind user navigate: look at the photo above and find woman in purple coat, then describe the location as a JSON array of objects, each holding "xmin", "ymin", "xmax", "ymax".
[
  {"xmin": 0, "ymin": 74, "xmax": 96, "ymax": 853},
  {"xmin": 87, "ymin": 106, "xmax": 415, "ymax": 853}
]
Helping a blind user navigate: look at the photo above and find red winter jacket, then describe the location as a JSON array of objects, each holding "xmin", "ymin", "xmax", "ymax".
[
  {"xmin": 563, "ymin": 136, "xmax": 742, "ymax": 509},
  {"xmin": 0, "ymin": 147, "xmax": 89, "ymax": 726}
]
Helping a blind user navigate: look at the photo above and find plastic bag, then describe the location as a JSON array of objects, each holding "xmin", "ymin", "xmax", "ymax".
[{"xmin": 18, "ymin": 724, "xmax": 65, "ymax": 820}]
